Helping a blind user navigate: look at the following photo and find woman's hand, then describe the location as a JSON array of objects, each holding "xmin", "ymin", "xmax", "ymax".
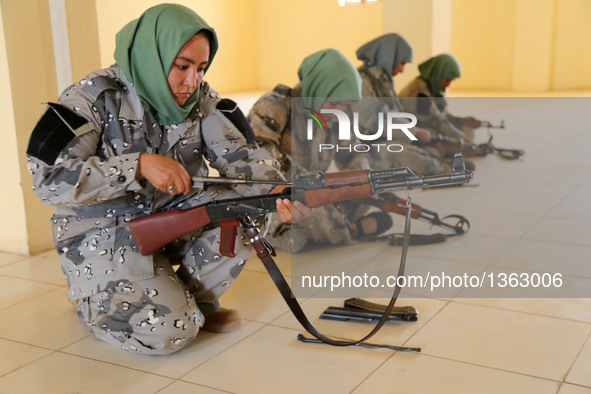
[
  {"xmin": 413, "ymin": 127, "xmax": 432, "ymax": 144},
  {"xmin": 463, "ymin": 116, "xmax": 482, "ymax": 129},
  {"xmin": 276, "ymin": 198, "xmax": 314, "ymax": 223},
  {"xmin": 138, "ymin": 153, "xmax": 192, "ymax": 195}
]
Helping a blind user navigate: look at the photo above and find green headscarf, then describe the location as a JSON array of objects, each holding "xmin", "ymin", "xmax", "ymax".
[
  {"xmin": 418, "ymin": 53, "xmax": 461, "ymax": 97},
  {"xmin": 114, "ymin": 4, "xmax": 218, "ymax": 125},
  {"xmin": 356, "ymin": 33, "xmax": 413, "ymax": 83},
  {"xmin": 297, "ymin": 49, "xmax": 362, "ymax": 111}
]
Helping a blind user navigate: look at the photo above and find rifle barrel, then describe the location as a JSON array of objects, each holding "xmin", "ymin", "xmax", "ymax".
[
  {"xmin": 372, "ymin": 171, "xmax": 473, "ymax": 193},
  {"xmin": 192, "ymin": 176, "xmax": 292, "ymax": 186},
  {"xmin": 481, "ymin": 120, "xmax": 505, "ymax": 129}
]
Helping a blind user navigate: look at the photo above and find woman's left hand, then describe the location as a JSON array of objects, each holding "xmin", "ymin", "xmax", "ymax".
[{"xmin": 276, "ymin": 199, "xmax": 314, "ymax": 223}]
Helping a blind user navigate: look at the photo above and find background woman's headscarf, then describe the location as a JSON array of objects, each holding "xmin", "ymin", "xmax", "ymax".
[
  {"xmin": 356, "ymin": 33, "xmax": 413, "ymax": 83},
  {"xmin": 297, "ymin": 49, "xmax": 362, "ymax": 111},
  {"xmin": 418, "ymin": 53, "xmax": 461, "ymax": 97},
  {"xmin": 114, "ymin": 4, "xmax": 218, "ymax": 125}
]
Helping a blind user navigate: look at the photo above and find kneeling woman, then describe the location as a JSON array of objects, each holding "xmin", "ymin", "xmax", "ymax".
[{"xmin": 26, "ymin": 4, "xmax": 310, "ymax": 354}]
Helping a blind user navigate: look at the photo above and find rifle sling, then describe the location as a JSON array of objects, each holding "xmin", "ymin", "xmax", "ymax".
[{"xmin": 239, "ymin": 191, "xmax": 420, "ymax": 352}]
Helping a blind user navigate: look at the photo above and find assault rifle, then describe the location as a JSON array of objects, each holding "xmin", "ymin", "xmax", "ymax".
[
  {"xmin": 420, "ymin": 133, "xmax": 524, "ymax": 160},
  {"xmin": 480, "ymin": 120, "xmax": 505, "ymax": 129},
  {"xmin": 362, "ymin": 193, "xmax": 470, "ymax": 245},
  {"xmin": 129, "ymin": 154, "xmax": 472, "ymax": 352},
  {"xmin": 129, "ymin": 153, "xmax": 473, "ymax": 257}
]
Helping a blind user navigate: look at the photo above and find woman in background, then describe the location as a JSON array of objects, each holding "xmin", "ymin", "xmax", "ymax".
[
  {"xmin": 249, "ymin": 48, "xmax": 393, "ymax": 253},
  {"xmin": 354, "ymin": 34, "xmax": 453, "ymax": 175},
  {"xmin": 399, "ymin": 53, "xmax": 482, "ymax": 140}
]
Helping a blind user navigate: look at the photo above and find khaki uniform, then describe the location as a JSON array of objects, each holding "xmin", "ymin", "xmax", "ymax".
[
  {"xmin": 399, "ymin": 77, "xmax": 475, "ymax": 139},
  {"xmin": 27, "ymin": 65, "xmax": 282, "ymax": 354},
  {"xmin": 248, "ymin": 85, "xmax": 368, "ymax": 252},
  {"xmin": 355, "ymin": 65, "xmax": 451, "ymax": 176}
]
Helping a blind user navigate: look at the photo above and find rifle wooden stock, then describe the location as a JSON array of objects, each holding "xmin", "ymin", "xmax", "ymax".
[
  {"xmin": 129, "ymin": 205, "xmax": 211, "ymax": 256},
  {"xmin": 381, "ymin": 198, "xmax": 421, "ymax": 219},
  {"xmin": 303, "ymin": 184, "xmax": 372, "ymax": 207},
  {"xmin": 303, "ymin": 170, "xmax": 372, "ymax": 207}
]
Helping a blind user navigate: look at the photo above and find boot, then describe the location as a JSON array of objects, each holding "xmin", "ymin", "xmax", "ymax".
[{"xmin": 202, "ymin": 308, "xmax": 243, "ymax": 333}]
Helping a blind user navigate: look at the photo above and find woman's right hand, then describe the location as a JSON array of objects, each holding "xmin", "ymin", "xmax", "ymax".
[
  {"xmin": 137, "ymin": 153, "xmax": 192, "ymax": 195},
  {"xmin": 413, "ymin": 127, "xmax": 432, "ymax": 144}
]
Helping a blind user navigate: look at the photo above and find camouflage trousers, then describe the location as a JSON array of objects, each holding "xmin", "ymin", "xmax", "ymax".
[
  {"xmin": 75, "ymin": 224, "xmax": 251, "ymax": 355},
  {"xmin": 264, "ymin": 201, "xmax": 369, "ymax": 253}
]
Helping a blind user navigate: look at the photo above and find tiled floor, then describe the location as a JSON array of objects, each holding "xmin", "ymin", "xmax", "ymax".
[{"xmin": 1, "ymin": 95, "xmax": 591, "ymax": 393}]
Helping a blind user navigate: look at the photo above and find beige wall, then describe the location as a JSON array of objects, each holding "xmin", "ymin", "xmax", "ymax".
[
  {"xmin": 95, "ymin": 0, "xmax": 382, "ymax": 94},
  {"xmin": 66, "ymin": 0, "xmax": 102, "ymax": 83},
  {"xmin": 0, "ymin": 0, "xmax": 101, "ymax": 255},
  {"xmin": 95, "ymin": 0, "xmax": 260, "ymax": 94},
  {"xmin": 450, "ymin": 0, "xmax": 591, "ymax": 92},
  {"xmin": 0, "ymin": 3, "xmax": 28, "ymax": 254},
  {"xmin": 450, "ymin": 0, "xmax": 517, "ymax": 91},
  {"xmin": 552, "ymin": 0, "xmax": 591, "ymax": 90},
  {"xmin": 382, "ymin": 0, "xmax": 452, "ymax": 94},
  {"xmin": 255, "ymin": 0, "xmax": 383, "ymax": 91},
  {"xmin": 1, "ymin": 0, "xmax": 57, "ymax": 255}
]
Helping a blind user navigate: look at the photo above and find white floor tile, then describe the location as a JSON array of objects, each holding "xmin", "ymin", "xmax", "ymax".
[
  {"xmin": 158, "ymin": 380, "xmax": 230, "ymax": 393},
  {"xmin": 523, "ymin": 218, "xmax": 591, "ymax": 246},
  {"xmin": 566, "ymin": 334, "xmax": 591, "ymax": 388},
  {"xmin": 182, "ymin": 325, "xmax": 391, "ymax": 394},
  {"xmin": 0, "ymin": 352, "xmax": 172, "ymax": 393},
  {"xmin": 354, "ymin": 353, "xmax": 560, "ymax": 394},
  {"xmin": 451, "ymin": 209, "xmax": 539, "ymax": 238},
  {"xmin": 0, "ymin": 288, "xmax": 89, "ymax": 350},
  {"xmin": 492, "ymin": 239, "xmax": 591, "ymax": 279},
  {"xmin": 405, "ymin": 233, "xmax": 516, "ymax": 266},
  {"xmin": 0, "ymin": 276, "xmax": 59, "ymax": 310},
  {"xmin": 559, "ymin": 384, "xmax": 591, "ymax": 394},
  {"xmin": 0, "ymin": 339, "xmax": 52, "ymax": 376},
  {"xmin": 456, "ymin": 298, "xmax": 591, "ymax": 323},
  {"xmin": 219, "ymin": 269, "xmax": 293, "ymax": 324},
  {"xmin": 61, "ymin": 320, "xmax": 264, "ymax": 379},
  {"xmin": 0, "ymin": 249, "xmax": 65, "ymax": 287},
  {"xmin": 0, "ymin": 252, "xmax": 26, "ymax": 267},
  {"xmin": 410, "ymin": 302, "xmax": 590, "ymax": 381}
]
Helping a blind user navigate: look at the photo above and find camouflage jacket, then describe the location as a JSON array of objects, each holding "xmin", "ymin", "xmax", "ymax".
[
  {"xmin": 354, "ymin": 65, "xmax": 409, "ymax": 142},
  {"xmin": 358, "ymin": 64, "xmax": 397, "ymax": 100},
  {"xmin": 398, "ymin": 77, "xmax": 467, "ymax": 139},
  {"xmin": 248, "ymin": 84, "xmax": 368, "ymax": 178},
  {"xmin": 27, "ymin": 65, "xmax": 282, "ymax": 300}
]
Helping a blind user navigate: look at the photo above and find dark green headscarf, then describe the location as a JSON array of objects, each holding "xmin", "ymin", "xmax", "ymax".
[
  {"xmin": 298, "ymin": 49, "xmax": 362, "ymax": 111},
  {"xmin": 418, "ymin": 53, "xmax": 461, "ymax": 97},
  {"xmin": 114, "ymin": 4, "xmax": 218, "ymax": 125},
  {"xmin": 356, "ymin": 33, "xmax": 413, "ymax": 83}
]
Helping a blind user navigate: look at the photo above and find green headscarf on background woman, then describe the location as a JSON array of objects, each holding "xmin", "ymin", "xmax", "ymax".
[
  {"xmin": 297, "ymin": 49, "xmax": 362, "ymax": 111},
  {"xmin": 114, "ymin": 4, "xmax": 218, "ymax": 125},
  {"xmin": 356, "ymin": 33, "xmax": 413, "ymax": 83},
  {"xmin": 418, "ymin": 53, "xmax": 461, "ymax": 97}
]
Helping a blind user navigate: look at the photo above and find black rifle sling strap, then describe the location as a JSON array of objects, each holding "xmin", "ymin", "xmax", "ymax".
[{"xmin": 240, "ymin": 191, "xmax": 420, "ymax": 352}]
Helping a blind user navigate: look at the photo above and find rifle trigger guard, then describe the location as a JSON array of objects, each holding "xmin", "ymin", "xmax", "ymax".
[{"xmin": 441, "ymin": 214, "xmax": 471, "ymax": 234}]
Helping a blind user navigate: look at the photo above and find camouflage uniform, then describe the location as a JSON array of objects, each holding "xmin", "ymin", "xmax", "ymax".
[
  {"xmin": 355, "ymin": 65, "xmax": 451, "ymax": 176},
  {"xmin": 248, "ymin": 84, "xmax": 368, "ymax": 253},
  {"xmin": 399, "ymin": 77, "xmax": 476, "ymax": 139},
  {"xmin": 27, "ymin": 65, "xmax": 282, "ymax": 354}
]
